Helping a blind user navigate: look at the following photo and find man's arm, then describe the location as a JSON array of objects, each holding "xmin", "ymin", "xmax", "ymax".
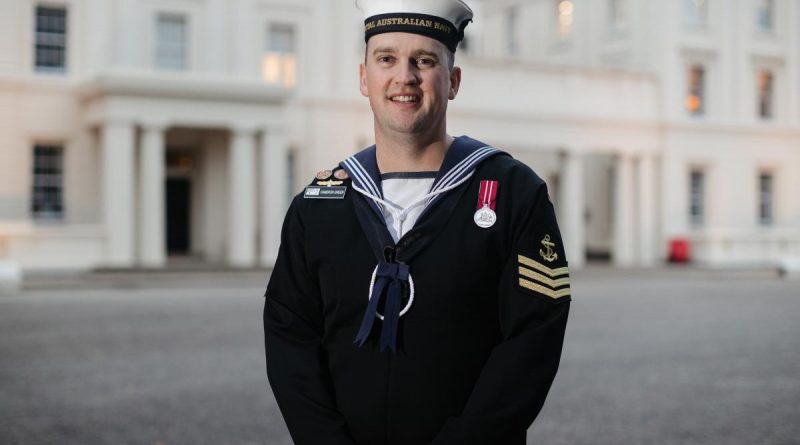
[
  {"xmin": 431, "ymin": 181, "xmax": 571, "ymax": 444},
  {"xmin": 264, "ymin": 198, "xmax": 358, "ymax": 445}
]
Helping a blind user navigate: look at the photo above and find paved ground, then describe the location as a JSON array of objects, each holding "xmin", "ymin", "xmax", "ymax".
[{"xmin": 0, "ymin": 267, "xmax": 798, "ymax": 445}]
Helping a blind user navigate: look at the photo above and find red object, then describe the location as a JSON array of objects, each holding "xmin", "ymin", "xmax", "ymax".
[
  {"xmin": 669, "ymin": 238, "xmax": 691, "ymax": 263},
  {"xmin": 476, "ymin": 180, "xmax": 498, "ymax": 210}
]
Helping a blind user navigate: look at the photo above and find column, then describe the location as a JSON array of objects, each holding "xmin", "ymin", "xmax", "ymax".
[
  {"xmin": 560, "ymin": 150, "xmax": 586, "ymax": 269},
  {"xmin": 228, "ymin": 128, "xmax": 257, "ymax": 267},
  {"xmin": 101, "ymin": 120, "xmax": 136, "ymax": 267},
  {"xmin": 613, "ymin": 153, "xmax": 636, "ymax": 267},
  {"xmin": 139, "ymin": 124, "xmax": 166, "ymax": 267},
  {"xmin": 260, "ymin": 126, "xmax": 289, "ymax": 267},
  {"xmin": 637, "ymin": 153, "xmax": 658, "ymax": 266}
]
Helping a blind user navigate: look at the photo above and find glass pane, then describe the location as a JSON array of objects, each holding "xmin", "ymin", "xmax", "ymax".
[
  {"xmin": 157, "ymin": 15, "xmax": 187, "ymax": 70},
  {"xmin": 686, "ymin": 66, "xmax": 705, "ymax": 115},
  {"xmin": 689, "ymin": 170, "xmax": 704, "ymax": 225},
  {"xmin": 558, "ymin": 0, "xmax": 574, "ymax": 38},
  {"xmin": 609, "ymin": 0, "xmax": 627, "ymax": 29},
  {"xmin": 757, "ymin": 0, "xmax": 774, "ymax": 31},
  {"xmin": 758, "ymin": 70, "xmax": 773, "ymax": 119},
  {"xmin": 34, "ymin": 7, "xmax": 67, "ymax": 71},
  {"xmin": 32, "ymin": 145, "xmax": 64, "ymax": 219},
  {"xmin": 685, "ymin": 0, "xmax": 708, "ymax": 28},
  {"xmin": 269, "ymin": 24, "xmax": 295, "ymax": 53}
]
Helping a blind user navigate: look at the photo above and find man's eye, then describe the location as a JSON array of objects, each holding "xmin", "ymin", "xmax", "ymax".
[
  {"xmin": 417, "ymin": 58, "xmax": 435, "ymax": 67},
  {"xmin": 378, "ymin": 56, "xmax": 394, "ymax": 63}
]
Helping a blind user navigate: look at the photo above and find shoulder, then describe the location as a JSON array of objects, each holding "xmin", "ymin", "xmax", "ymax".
[
  {"xmin": 477, "ymin": 150, "xmax": 547, "ymax": 198},
  {"xmin": 288, "ymin": 166, "xmax": 353, "ymax": 214}
]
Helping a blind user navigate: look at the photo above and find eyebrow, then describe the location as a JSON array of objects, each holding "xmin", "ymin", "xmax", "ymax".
[
  {"xmin": 410, "ymin": 49, "xmax": 440, "ymax": 60},
  {"xmin": 372, "ymin": 46, "xmax": 397, "ymax": 56}
]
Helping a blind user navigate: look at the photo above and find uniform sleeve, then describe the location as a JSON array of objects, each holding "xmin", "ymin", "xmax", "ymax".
[
  {"xmin": 431, "ymin": 181, "xmax": 571, "ymax": 445},
  {"xmin": 263, "ymin": 198, "xmax": 358, "ymax": 445}
]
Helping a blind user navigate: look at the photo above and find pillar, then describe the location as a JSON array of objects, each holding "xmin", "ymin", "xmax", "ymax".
[
  {"xmin": 637, "ymin": 153, "xmax": 658, "ymax": 266},
  {"xmin": 260, "ymin": 126, "xmax": 289, "ymax": 267},
  {"xmin": 101, "ymin": 120, "xmax": 136, "ymax": 267},
  {"xmin": 561, "ymin": 150, "xmax": 586, "ymax": 269},
  {"xmin": 228, "ymin": 128, "xmax": 257, "ymax": 267},
  {"xmin": 139, "ymin": 124, "xmax": 166, "ymax": 267},
  {"xmin": 613, "ymin": 152, "xmax": 636, "ymax": 266}
]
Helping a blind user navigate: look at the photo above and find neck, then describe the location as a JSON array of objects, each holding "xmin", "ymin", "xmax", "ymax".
[{"xmin": 374, "ymin": 127, "xmax": 454, "ymax": 173}]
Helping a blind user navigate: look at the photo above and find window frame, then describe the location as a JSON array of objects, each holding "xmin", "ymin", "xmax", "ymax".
[
  {"xmin": 505, "ymin": 6, "xmax": 520, "ymax": 56},
  {"xmin": 756, "ymin": 0, "xmax": 775, "ymax": 32},
  {"xmin": 757, "ymin": 69, "xmax": 774, "ymax": 120},
  {"xmin": 155, "ymin": 12, "xmax": 189, "ymax": 71},
  {"xmin": 34, "ymin": 5, "xmax": 68, "ymax": 74},
  {"xmin": 686, "ymin": 64, "xmax": 707, "ymax": 117},
  {"xmin": 262, "ymin": 22, "xmax": 298, "ymax": 88},
  {"xmin": 689, "ymin": 168, "xmax": 705, "ymax": 227},
  {"xmin": 684, "ymin": 0, "xmax": 709, "ymax": 29},
  {"xmin": 556, "ymin": 0, "xmax": 575, "ymax": 40},
  {"xmin": 608, "ymin": 0, "xmax": 628, "ymax": 33},
  {"xmin": 758, "ymin": 171, "xmax": 775, "ymax": 226},
  {"xmin": 31, "ymin": 144, "xmax": 65, "ymax": 221}
]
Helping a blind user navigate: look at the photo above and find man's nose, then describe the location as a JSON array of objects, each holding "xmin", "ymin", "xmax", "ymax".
[{"xmin": 394, "ymin": 60, "xmax": 420, "ymax": 85}]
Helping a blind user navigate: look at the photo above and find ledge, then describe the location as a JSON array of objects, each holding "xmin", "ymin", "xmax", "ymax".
[{"xmin": 77, "ymin": 69, "xmax": 293, "ymax": 105}]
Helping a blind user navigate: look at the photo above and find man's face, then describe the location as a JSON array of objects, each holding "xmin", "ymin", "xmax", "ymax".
[{"xmin": 360, "ymin": 32, "xmax": 461, "ymax": 138}]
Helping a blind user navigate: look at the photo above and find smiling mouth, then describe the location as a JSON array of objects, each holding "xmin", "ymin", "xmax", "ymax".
[{"xmin": 390, "ymin": 95, "xmax": 420, "ymax": 104}]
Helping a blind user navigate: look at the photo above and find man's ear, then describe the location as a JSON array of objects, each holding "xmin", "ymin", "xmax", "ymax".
[
  {"xmin": 359, "ymin": 63, "xmax": 369, "ymax": 98},
  {"xmin": 449, "ymin": 66, "xmax": 462, "ymax": 100}
]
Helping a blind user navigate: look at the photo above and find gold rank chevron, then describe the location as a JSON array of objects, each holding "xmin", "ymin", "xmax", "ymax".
[
  {"xmin": 518, "ymin": 255, "xmax": 569, "ymax": 277},
  {"xmin": 517, "ymin": 254, "xmax": 571, "ymax": 300},
  {"xmin": 518, "ymin": 266, "xmax": 571, "ymax": 288}
]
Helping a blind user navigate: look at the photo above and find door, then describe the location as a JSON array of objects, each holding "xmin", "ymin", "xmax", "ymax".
[{"xmin": 166, "ymin": 178, "xmax": 191, "ymax": 254}]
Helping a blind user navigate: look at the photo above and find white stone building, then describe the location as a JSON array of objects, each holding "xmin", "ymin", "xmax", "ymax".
[{"xmin": 0, "ymin": 0, "xmax": 798, "ymax": 272}]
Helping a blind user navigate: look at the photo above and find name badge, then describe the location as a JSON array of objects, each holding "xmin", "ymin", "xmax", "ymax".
[{"xmin": 304, "ymin": 186, "xmax": 347, "ymax": 200}]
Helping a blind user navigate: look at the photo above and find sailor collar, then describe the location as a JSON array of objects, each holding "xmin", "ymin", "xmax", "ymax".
[{"xmin": 340, "ymin": 136, "xmax": 500, "ymax": 219}]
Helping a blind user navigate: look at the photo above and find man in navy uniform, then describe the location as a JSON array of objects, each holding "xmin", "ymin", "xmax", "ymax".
[{"xmin": 263, "ymin": 1, "xmax": 571, "ymax": 444}]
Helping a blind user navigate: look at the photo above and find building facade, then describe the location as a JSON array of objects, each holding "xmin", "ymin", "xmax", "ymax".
[{"xmin": 1, "ymin": 0, "xmax": 799, "ymax": 271}]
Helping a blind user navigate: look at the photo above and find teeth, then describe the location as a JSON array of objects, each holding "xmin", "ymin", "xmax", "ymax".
[{"xmin": 392, "ymin": 95, "xmax": 418, "ymax": 103}]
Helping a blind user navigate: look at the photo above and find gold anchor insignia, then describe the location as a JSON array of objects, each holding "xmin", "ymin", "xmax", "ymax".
[
  {"xmin": 316, "ymin": 179, "xmax": 343, "ymax": 187},
  {"xmin": 539, "ymin": 234, "xmax": 558, "ymax": 263}
]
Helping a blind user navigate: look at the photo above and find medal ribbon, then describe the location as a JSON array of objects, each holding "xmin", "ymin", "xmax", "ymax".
[{"xmin": 476, "ymin": 180, "xmax": 498, "ymax": 210}]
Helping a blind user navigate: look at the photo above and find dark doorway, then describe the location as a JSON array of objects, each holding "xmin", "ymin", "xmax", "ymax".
[{"xmin": 166, "ymin": 178, "xmax": 191, "ymax": 254}]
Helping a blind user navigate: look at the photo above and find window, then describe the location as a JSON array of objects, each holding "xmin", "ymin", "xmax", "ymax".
[
  {"xmin": 262, "ymin": 23, "xmax": 297, "ymax": 88},
  {"xmin": 557, "ymin": 0, "xmax": 575, "ymax": 39},
  {"xmin": 757, "ymin": 70, "xmax": 774, "ymax": 119},
  {"xmin": 757, "ymin": 0, "xmax": 775, "ymax": 31},
  {"xmin": 506, "ymin": 7, "xmax": 519, "ymax": 56},
  {"xmin": 689, "ymin": 169, "xmax": 705, "ymax": 226},
  {"xmin": 758, "ymin": 172, "xmax": 774, "ymax": 225},
  {"xmin": 686, "ymin": 65, "xmax": 706, "ymax": 116},
  {"xmin": 156, "ymin": 14, "xmax": 188, "ymax": 70},
  {"xmin": 34, "ymin": 6, "xmax": 67, "ymax": 73},
  {"xmin": 685, "ymin": 0, "xmax": 708, "ymax": 29},
  {"xmin": 31, "ymin": 145, "xmax": 64, "ymax": 220},
  {"xmin": 609, "ymin": 0, "xmax": 628, "ymax": 31}
]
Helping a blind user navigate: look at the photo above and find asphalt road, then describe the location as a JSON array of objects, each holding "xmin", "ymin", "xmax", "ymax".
[{"xmin": 1, "ymin": 267, "xmax": 798, "ymax": 445}]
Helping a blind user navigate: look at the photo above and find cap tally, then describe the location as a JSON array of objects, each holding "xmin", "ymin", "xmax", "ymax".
[{"xmin": 356, "ymin": 0, "xmax": 473, "ymax": 53}]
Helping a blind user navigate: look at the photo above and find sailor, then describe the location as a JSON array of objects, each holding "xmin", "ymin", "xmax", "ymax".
[{"xmin": 263, "ymin": 1, "xmax": 571, "ymax": 444}]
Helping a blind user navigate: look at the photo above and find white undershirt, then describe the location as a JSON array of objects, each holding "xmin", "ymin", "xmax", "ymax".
[{"xmin": 380, "ymin": 173, "xmax": 437, "ymax": 242}]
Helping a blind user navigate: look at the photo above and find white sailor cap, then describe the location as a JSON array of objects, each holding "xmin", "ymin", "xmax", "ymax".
[{"xmin": 356, "ymin": 0, "xmax": 474, "ymax": 53}]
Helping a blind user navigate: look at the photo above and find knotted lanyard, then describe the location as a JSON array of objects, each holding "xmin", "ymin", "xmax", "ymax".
[{"xmin": 353, "ymin": 260, "xmax": 409, "ymax": 353}]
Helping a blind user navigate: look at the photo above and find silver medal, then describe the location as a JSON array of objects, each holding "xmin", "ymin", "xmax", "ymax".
[{"xmin": 474, "ymin": 204, "xmax": 497, "ymax": 228}]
